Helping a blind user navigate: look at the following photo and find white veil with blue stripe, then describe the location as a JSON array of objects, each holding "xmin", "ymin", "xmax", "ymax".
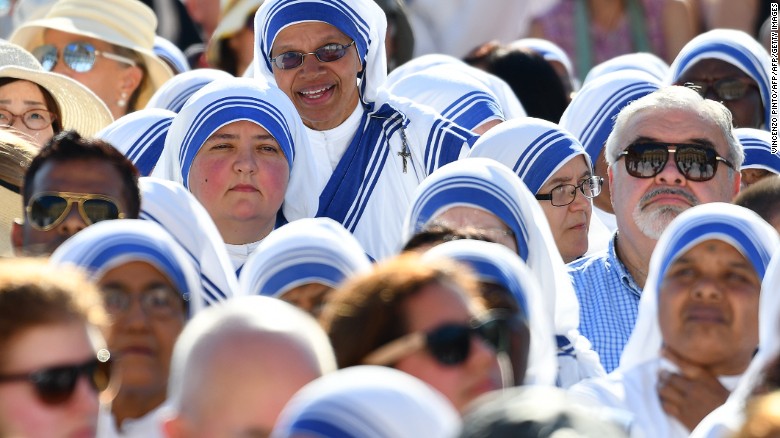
[
  {"xmin": 736, "ymin": 128, "xmax": 780, "ymax": 174},
  {"xmin": 146, "ymin": 68, "xmax": 234, "ymax": 113},
  {"xmin": 96, "ymin": 108, "xmax": 175, "ymax": 177}
]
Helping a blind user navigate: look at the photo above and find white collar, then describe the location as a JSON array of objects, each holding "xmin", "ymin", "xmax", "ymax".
[{"xmin": 306, "ymin": 104, "xmax": 365, "ymax": 171}]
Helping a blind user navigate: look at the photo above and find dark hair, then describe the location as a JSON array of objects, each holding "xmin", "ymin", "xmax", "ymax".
[
  {"xmin": 465, "ymin": 45, "xmax": 569, "ymax": 122},
  {"xmin": 734, "ymin": 175, "xmax": 780, "ymax": 226},
  {"xmin": 402, "ymin": 223, "xmax": 497, "ymax": 252},
  {"xmin": 23, "ymin": 130, "xmax": 141, "ymax": 218},
  {"xmin": 0, "ymin": 77, "xmax": 63, "ymax": 133}
]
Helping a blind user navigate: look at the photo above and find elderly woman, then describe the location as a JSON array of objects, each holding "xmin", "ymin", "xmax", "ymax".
[
  {"xmin": 10, "ymin": 0, "xmax": 174, "ymax": 119},
  {"xmin": 49, "ymin": 220, "xmax": 200, "ymax": 437},
  {"xmin": 403, "ymin": 157, "xmax": 604, "ymax": 387},
  {"xmin": 0, "ymin": 258, "xmax": 111, "ymax": 438},
  {"xmin": 570, "ymin": 203, "xmax": 780, "ymax": 437},
  {"xmin": 0, "ymin": 40, "xmax": 112, "ymax": 147},
  {"xmin": 153, "ymin": 78, "xmax": 322, "ymax": 271},
  {"xmin": 238, "ymin": 217, "xmax": 371, "ymax": 317},
  {"xmin": 253, "ymin": 0, "xmax": 476, "ymax": 260},
  {"xmin": 468, "ymin": 117, "xmax": 604, "ymax": 262}
]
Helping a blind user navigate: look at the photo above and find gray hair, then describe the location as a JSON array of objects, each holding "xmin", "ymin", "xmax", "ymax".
[{"xmin": 605, "ymin": 86, "xmax": 743, "ymax": 173}]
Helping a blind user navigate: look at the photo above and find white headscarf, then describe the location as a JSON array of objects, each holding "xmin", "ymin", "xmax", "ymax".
[
  {"xmin": 254, "ymin": 0, "xmax": 388, "ymax": 106},
  {"xmin": 49, "ymin": 219, "xmax": 203, "ymax": 314},
  {"xmin": 423, "ymin": 239, "xmax": 558, "ymax": 386},
  {"xmin": 238, "ymin": 217, "xmax": 371, "ymax": 298},
  {"xmin": 582, "ymin": 52, "xmax": 670, "ymax": 86},
  {"xmin": 95, "ymin": 108, "xmax": 175, "ymax": 176},
  {"xmin": 137, "ymin": 177, "xmax": 238, "ymax": 311},
  {"xmin": 736, "ymin": 128, "xmax": 780, "ymax": 174},
  {"xmin": 270, "ymin": 365, "xmax": 461, "ymax": 438},
  {"xmin": 146, "ymin": 68, "xmax": 234, "ymax": 113},
  {"xmin": 152, "ymin": 77, "xmax": 322, "ymax": 222},
  {"xmin": 403, "ymin": 157, "xmax": 604, "ymax": 386},
  {"xmin": 620, "ymin": 203, "xmax": 780, "ymax": 371},
  {"xmin": 668, "ymin": 29, "xmax": 771, "ymax": 128}
]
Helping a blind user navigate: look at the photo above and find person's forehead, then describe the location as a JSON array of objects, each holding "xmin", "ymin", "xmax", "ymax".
[
  {"xmin": 273, "ymin": 21, "xmax": 347, "ymax": 48},
  {"xmin": 621, "ymin": 107, "xmax": 728, "ymax": 149},
  {"xmin": 32, "ymin": 158, "xmax": 126, "ymax": 196},
  {"xmin": 676, "ymin": 58, "xmax": 754, "ymax": 82}
]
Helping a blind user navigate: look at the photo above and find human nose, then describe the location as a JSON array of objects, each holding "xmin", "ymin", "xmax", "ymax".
[
  {"xmin": 233, "ymin": 146, "xmax": 258, "ymax": 174},
  {"xmin": 691, "ymin": 276, "xmax": 723, "ymax": 301},
  {"xmin": 654, "ymin": 150, "xmax": 686, "ymax": 186},
  {"xmin": 68, "ymin": 373, "xmax": 100, "ymax": 417},
  {"xmin": 569, "ymin": 187, "xmax": 590, "ymax": 211},
  {"xmin": 57, "ymin": 203, "xmax": 88, "ymax": 236}
]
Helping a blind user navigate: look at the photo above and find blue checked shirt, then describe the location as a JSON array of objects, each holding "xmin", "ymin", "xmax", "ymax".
[{"xmin": 568, "ymin": 232, "xmax": 642, "ymax": 372}]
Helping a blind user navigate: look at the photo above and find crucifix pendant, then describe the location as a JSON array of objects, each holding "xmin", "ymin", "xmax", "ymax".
[{"xmin": 398, "ymin": 127, "xmax": 411, "ymax": 173}]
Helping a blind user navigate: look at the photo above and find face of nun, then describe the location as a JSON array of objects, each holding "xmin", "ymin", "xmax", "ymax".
[
  {"xmin": 270, "ymin": 21, "xmax": 363, "ymax": 131},
  {"xmin": 189, "ymin": 120, "xmax": 290, "ymax": 244},
  {"xmin": 536, "ymin": 155, "xmax": 592, "ymax": 263},
  {"xmin": 394, "ymin": 281, "xmax": 503, "ymax": 413},
  {"xmin": 675, "ymin": 59, "xmax": 763, "ymax": 129},
  {"xmin": 658, "ymin": 239, "xmax": 760, "ymax": 375},
  {"xmin": 280, "ymin": 282, "xmax": 334, "ymax": 318},
  {"xmin": 98, "ymin": 261, "xmax": 186, "ymax": 410},
  {"xmin": 432, "ymin": 206, "xmax": 519, "ymax": 254}
]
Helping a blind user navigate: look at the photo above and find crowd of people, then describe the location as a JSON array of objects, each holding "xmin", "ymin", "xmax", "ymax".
[{"xmin": 0, "ymin": 0, "xmax": 778, "ymax": 436}]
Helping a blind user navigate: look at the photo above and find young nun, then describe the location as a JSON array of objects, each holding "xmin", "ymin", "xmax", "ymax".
[
  {"xmin": 253, "ymin": 0, "xmax": 476, "ymax": 260},
  {"xmin": 569, "ymin": 203, "xmax": 780, "ymax": 437},
  {"xmin": 468, "ymin": 117, "xmax": 604, "ymax": 262},
  {"xmin": 238, "ymin": 217, "xmax": 371, "ymax": 317},
  {"xmin": 403, "ymin": 157, "xmax": 605, "ymax": 388},
  {"xmin": 96, "ymin": 109, "xmax": 175, "ymax": 177},
  {"xmin": 424, "ymin": 239, "xmax": 558, "ymax": 387},
  {"xmin": 153, "ymin": 78, "xmax": 322, "ymax": 271},
  {"xmin": 49, "ymin": 219, "xmax": 201, "ymax": 438}
]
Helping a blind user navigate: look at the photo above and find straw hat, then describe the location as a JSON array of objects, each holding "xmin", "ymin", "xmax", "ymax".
[
  {"xmin": 9, "ymin": 0, "xmax": 174, "ymax": 109},
  {"xmin": 0, "ymin": 40, "xmax": 113, "ymax": 137},
  {"xmin": 0, "ymin": 130, "xmax": 37, "ymax": 257},
  {"xmin": 206, "ymin": 0, "xmax": 263, "ymax": 67}
]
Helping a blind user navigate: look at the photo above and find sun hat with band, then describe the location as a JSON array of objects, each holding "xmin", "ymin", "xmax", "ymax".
[
  {"xmin": 0, "ymin": 40, "xmax": 113, "ymax": 137},
  {"xmin": 9, "ymin": 0, "xmax": 174, "ymax": 110}
]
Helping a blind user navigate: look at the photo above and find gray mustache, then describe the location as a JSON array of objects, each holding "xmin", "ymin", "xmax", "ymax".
[{"xmin": 639, "ymin": 188, "xmax": 698, "ymax": 206}]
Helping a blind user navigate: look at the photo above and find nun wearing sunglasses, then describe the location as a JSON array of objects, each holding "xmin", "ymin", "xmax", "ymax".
[
  {"xmin": 49, "ymin": 220, "xmax": 201, "ymax": 438},
  {"xmin": 0, "ymin": 258, "xmax": 112, "ymax": 438},
  {"xmin": 569, "ymin": 203, "xmax": 780, "ymax": 438}
]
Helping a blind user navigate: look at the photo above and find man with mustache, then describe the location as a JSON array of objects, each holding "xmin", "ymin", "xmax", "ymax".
[{"xmin": 568, "ymin": 86, "xmax": 743, "ymax": 372}]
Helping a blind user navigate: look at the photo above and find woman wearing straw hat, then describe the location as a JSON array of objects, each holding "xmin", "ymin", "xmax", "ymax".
[
  {"xmin": 0, "ymin": 40, "xmax": 113, "ymax": 147},
  {"xmin": 10, "ymin": 0, "xmax": 174, "ymax": 119}
]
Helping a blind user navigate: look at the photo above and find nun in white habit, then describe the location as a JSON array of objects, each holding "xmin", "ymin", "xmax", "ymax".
[
  {"xmin": 468, "ymin": 117, "xmax": 607, "ymax": 261},
  {"xmin": 270, "ymin": 365, "xmax": 461, "ymax": 438},
  {"xmin": 582, "ymin": 52, "xmax": 670, "ymax": 86},
  {"xmin": 424, "ymin": 239, "xmax": 558, "ymax": 387},
  {"xmin": 569, "ymin": 203, "xmax": 780, "ymax": 438},
  {"xmin": 736, "ymin": 128, "xmax": 780, "ymax": 188},
  {"xmin": 238, "ymin": 217, "xmax": 371, "ymax": 316},
  {"xmin": 152, "ymin": 77, "xmax": 323, "ymax": 271},
  {"xmin": 403, "ymin": 157, "xmax": 605, "ymax": 388},
  {"xmin": 254, "ymin": 0, "xmax": 477, "ymax": 260},
  {"xmin": 145, "ymin": 68, "xmax": 233, "ymax": 113},
  {"xmin": 96, "ymin": 108, "xmax": 176, "ymax": 176},
  {"xmin": 138, "ymin": 176, "xmax": 238, "ymax": 307}
]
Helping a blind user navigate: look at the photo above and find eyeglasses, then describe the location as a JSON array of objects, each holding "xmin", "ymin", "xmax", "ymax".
[
  {"xmin": 0, "ymin": 357, "xmax": 112, "ymax": 406},
  {"xmin": 26, "ymin": 191, "xmax": 125, "ymax": 231},
  {"xmin": 0, "ymin": 109, "xmax": 57, "ymax": 131},
  {"xmin": 361, "ymin": 311, "xmax": 510, "ymax": 367},
  {"xmin": 269, "ymin": 41, "xmax": 356, "ymax": 70},
  {"xmin": 616, "ymin": 142, "xmax": 735, "ymax": 182},
  {"xmin": 32, "ymin": 42, "xmax": 137, "ymax": 73},
  {"xmin": 683, "ymin": 77, "xmax": 757, "ymax": 101},
  {"xmin": 101, "ymin": 285, "xmax": 186, "ymax": 318},
  {"xmin": 535, "ymin": 175, "xmax": 603, "ymax": 207}
]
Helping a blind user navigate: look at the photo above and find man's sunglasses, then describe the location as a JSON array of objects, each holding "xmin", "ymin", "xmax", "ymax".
[
  {"xmin": 32, "ymin": 42, "xmax": 137, "ymax": 73},
  {"xmin": 361, "ymin": 311, "xmax": 510, "ymax": 367},
  {"xmin": 616, "ymin": 142, "xmax": 735, "ymax": 182},
  {"xmin": 683, "ymin": 77, "xmax": 757, "ymax": 101},
  {"xmin": 269, "ymin": 41, "xmax": 355, "ymax": 70},
  {"xmin": 26, "ymin": 191, "xmax": 125, "ymax": 231},
  {"xmin": 0, "ymin": 357, "xmax": 112, "ymax": 406}
]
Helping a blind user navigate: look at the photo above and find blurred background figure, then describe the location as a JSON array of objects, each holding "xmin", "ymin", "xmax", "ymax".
[
  {"xmin": 734, "ymin": 176, "xmax": 780, "ymax": 235},
  {"xmin": 510, "ymin": 37, "xmax": 580, "ymax": 98},
  {"xmin": 0, "ymin": 131, "xmax": 36, "ymax": 257},
  {"xmin": 206, "ymin": 0, "xmax": 261, "ymax": 76},
  {"xmin": 163, "ymin": 296, "xmax": 337, "ymax": 438},
  {"xmin": 0, "ymin": 258, "xmax": 112, "ymax": 438},
  {"xmin": 373, "ymin": 0, "xmax": 415, "ymax": 71},
  {"xmin": 153, "ymin": 36, "xmax": 191, "ymax": 75}
]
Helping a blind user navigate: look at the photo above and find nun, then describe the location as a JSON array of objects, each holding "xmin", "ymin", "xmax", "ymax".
[
  {"xmin": 570, "ymin": 203, "xmax": 780, "ymax": 437},
  {"xmin": 145, "ymin": 68, "xmax": 233, "ymax": 113},
  {"xmin": 735, "ymin": 128, "xmax": 780, "ymax": 189},
  {"xmin": 403, "ymin": 157, "xmax": 605, "ymax": 388},
  {"xmin": 96, "ymin": 108, "xmax": 175, "ymax": 177},
  {"xmin": 152, "ymin": 77, "xmax": 323, "ymax": 271},
  {"xmin": 238, "ymin": 217, "xmax": 371, "ymax": 317},
  {"xmin": 468, "ymin": 117, "xmax": 604, "ymax": 262},
  {"xmin": 253, "ymin": 0, "xmax": 477, "ymax": 260},
  {"xmin": 49, "ymin": 219, "xmax": 201, "ymax": 438}
]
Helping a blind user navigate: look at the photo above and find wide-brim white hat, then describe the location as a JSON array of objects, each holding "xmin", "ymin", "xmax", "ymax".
[
  {"xmin": 9, "ymin": 0, "xmax": 174, "ymax": 109},
  {"xmin": 0, "ymin": 40, "xmax": 113, "ymax": 136}
]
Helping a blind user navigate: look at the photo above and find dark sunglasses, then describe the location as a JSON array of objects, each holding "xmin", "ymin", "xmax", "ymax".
[
  {"xmin": 26, "ymin": 191, "xmax": 125, "ymax": 231},
  {"xmin": 683, "ymin": 77, "xmax": 757, "ymax": 101},
  {"xmin": 269, "ymin": 40, "xmax": 356, "ymax": 70},
  {"xmin": 32, "ymin": 42, "xmax": 137, "ymax": 73},
  {"xmin": 616, "ymin": 142, "xmax": 735, "ymax": 182},
  {"xmin": 0, "ymin": 357, "xmax": 112, "ymax": 406},
  {"xmin": 362, "ymin": 311, "xmax": 510, "ymax": 367}
]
